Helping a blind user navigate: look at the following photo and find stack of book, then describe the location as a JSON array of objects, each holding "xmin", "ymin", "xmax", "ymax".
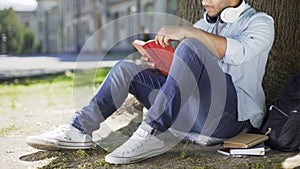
[{"xmin": 217, "ymin": 133, "xmax": 269, "ymax": 157}]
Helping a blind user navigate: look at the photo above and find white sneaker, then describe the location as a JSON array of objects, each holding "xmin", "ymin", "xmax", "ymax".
[
  {"xmin": 26, "ymin": 124, "xmax": 93, "ymax": 150},
  {"xmin": 105, "ymin": 123, "xmax": 175, "ymax": 164}
]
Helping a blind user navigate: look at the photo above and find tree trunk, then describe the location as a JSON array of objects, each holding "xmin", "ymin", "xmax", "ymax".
[{"xmin": 177, "ymin": 0, "xmax": 300, "ymax": 105}]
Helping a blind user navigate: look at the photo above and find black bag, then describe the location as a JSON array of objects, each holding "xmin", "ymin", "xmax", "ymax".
[{"xmin": 261, "ymin": 71, "xmax": 300, "ymax": 152}]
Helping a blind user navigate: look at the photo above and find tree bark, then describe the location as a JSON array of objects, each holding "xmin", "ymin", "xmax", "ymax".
[{"xmin": 177, "ymin": 0, "xmax": 300, "ymax": 105}]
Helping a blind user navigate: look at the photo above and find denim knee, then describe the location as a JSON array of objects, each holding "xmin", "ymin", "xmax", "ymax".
[
  {"xmin": 176, "ymin": 38, "xmax": 212, "ymax": 58},
  {"xmin": 111, "ymin": 60, "xmax": 144, "ymax": 78},
  {"xmin": 112, "ymin": 60, "xmax": 135, "ymax": 73},
  {"xmin": 180, "ymin": 38, "xmax": 207, "ymax": 50}
]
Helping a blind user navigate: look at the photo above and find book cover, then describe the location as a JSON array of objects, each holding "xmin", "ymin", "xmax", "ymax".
[
  {"xmin": 223, "ymin": 133, "xmax": 269, "ymax": 148},
  {"xmin": 217, "ymin": 147, "xmax": 231, "ymax": 156},
  {"xmin": 230, "ymin": 143, "xmax": 265, "ymax": 156},
  {"xmin": 132, "ymin": 39, "xmax": 174, "ymax": 76},
  {"xmin": 217, "ymin": 143, "xmax": 266, "ymax": 157}
]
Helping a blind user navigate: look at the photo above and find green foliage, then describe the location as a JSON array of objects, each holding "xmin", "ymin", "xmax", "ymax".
[
  {"xmin": 22, "ymin": 28, "xmax": 36, "ymax": 54},
  {"xmin": 0, "ymin": 8, "xmax": 38, "ymax": 54},
  {"xmin": 0, "ymin": 8, "xmax": 23, "ymax": 54}
]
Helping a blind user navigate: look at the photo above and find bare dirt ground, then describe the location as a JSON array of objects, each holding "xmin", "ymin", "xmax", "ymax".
[{"xmin": 1, "ymin": 90, "xmax": 300, "ymax": 169}]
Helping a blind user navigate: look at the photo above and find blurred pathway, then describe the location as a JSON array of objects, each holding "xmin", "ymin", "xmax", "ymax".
[{"xmin": 0, "ymin": 53, "xmax": 130, "ymax": 80}]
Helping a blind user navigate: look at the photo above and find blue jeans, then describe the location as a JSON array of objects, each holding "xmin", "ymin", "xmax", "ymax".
[{"xmin": 71, "ymin": 38, "xmax": 250, "ymax": 139}]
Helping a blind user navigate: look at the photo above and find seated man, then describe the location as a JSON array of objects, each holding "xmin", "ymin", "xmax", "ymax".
[{"xmin": 26, "ymin": 0, "xmax": 274, "ymax": 164}]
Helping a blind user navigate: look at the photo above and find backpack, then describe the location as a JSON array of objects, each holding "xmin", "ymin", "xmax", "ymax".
[{"xmin": 261, "ymin": 71, "xmax": 300, "ymax": 152}]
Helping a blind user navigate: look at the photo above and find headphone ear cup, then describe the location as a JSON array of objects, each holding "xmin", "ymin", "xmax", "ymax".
[
  {"xmin": 220, "ymin": 8, "xmax": 240, "ymax": 23},
  {"xmin": 220, "ymin": 0, "xmax": 246, "ymax": 23}
]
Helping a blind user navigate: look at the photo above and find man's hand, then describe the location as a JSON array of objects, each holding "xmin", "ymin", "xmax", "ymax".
[
  {"xmin": 155, "ymin": 26, "xmax": 186, "ymax": 48},
  {"xmin": 141, "ymin": 56, "xmax": 155, "ymax": 68},
  {"xmin": 155, "ymin": 26, "xmax": 226, "ymax": 59}
]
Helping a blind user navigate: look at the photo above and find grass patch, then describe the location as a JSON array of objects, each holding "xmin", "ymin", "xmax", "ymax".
[
  {"xmin": 0, "ymin": 68, "xmax": 111, "ymax": 115},
  {"xmin": 0, "ymin": 67, "xmax": 111, "ymax": 86},
  {"xmin": 0, "ymin": 125, "xmax": 20, "ymax": 137},
  {"xmin": 39, "ymin": 147, "xmax": 109, "ymax": 169},
  {"xmin": 73, "ymin": 68, "xmax": 111, "ymax": 87}
]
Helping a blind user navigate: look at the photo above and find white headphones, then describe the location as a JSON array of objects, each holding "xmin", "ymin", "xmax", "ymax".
[{"xmin": 204, "ymin": 0, "xmax": 246, "ymax": 23}]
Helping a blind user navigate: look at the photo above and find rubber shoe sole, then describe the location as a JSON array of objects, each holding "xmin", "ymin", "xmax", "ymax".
[
  {"xmin": 105, "ymin": 144, "xmax": 172, "ymax": 164},
  {"xmin": 26, "ymin": 139, "xmax": 94, "ymax": 151}
]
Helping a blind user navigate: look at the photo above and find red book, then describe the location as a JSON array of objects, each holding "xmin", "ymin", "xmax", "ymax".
[{"xmin": 132, "ymin": 39, "xmax": 174, "ymax": 76}]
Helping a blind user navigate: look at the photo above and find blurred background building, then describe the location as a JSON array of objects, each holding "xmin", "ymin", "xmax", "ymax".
[{"xmin": 14, "ymin": 0, "xmax": 177, "ymax": 54}]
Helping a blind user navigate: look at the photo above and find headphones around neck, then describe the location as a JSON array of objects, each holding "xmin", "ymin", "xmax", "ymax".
[{"xmin": 204, "ymin": 0, "xmax": 246, "ymax": 23}]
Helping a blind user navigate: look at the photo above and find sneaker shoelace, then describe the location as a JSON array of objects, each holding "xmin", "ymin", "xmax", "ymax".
[
  {"xmin": 122, "ymin": 132, "xmax": 153, "ymax": 155},
  {"xmin": 43, "ymin": 125, "xmax": 72, "ymax": 140}
]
